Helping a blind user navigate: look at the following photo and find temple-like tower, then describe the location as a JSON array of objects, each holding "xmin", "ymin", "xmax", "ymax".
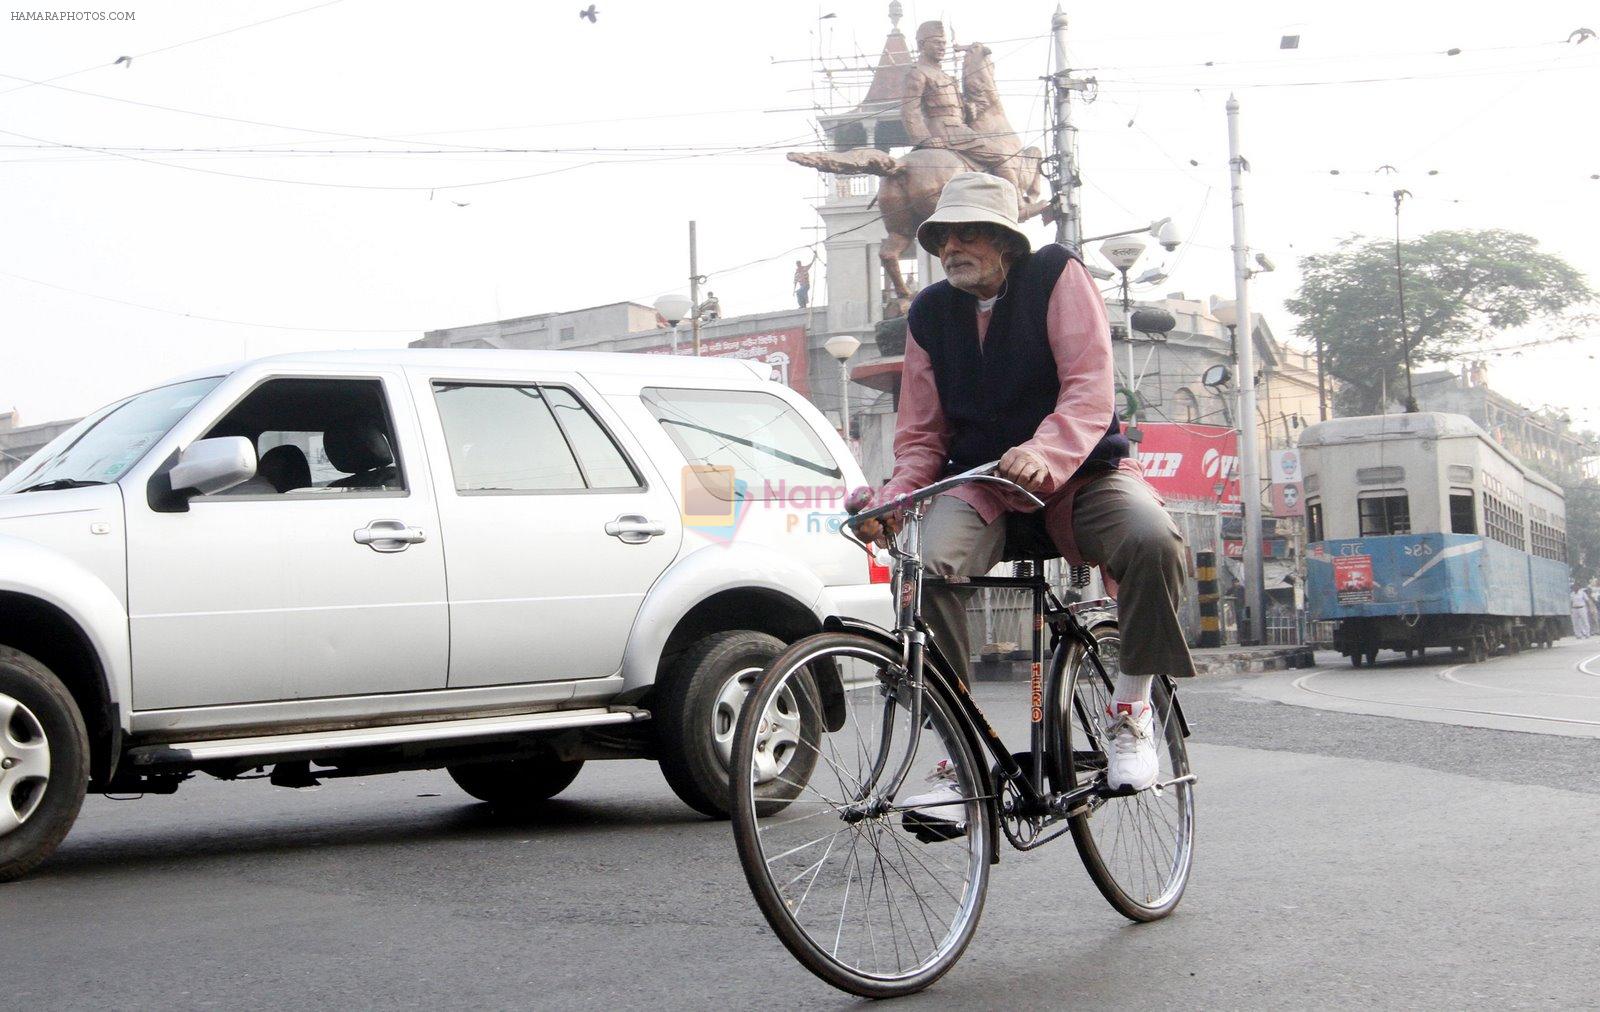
[{"xmin": 815, "ymin": 3, "xmax": 914, "ymax": 339}]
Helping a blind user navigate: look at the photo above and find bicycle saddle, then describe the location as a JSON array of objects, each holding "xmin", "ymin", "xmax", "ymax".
[{"xmin": 1001, "ymin": 511, "xmax": 1060, "ymax": 563}]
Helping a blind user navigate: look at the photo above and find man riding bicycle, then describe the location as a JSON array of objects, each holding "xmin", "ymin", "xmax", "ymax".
[{"xmin": 857, "ymin": 173, "xmax": 1197, "ymax": 833}]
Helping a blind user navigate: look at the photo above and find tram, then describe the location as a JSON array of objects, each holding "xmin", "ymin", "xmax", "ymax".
[{"xmin": 1300, "ymin": 412, "xmax": 1570, "ymax": 665}]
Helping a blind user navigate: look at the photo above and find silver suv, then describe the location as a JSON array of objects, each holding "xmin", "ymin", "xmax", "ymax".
[{"xmin": 0, "ymin": 350, "xmax": 890, "ymax": 880}]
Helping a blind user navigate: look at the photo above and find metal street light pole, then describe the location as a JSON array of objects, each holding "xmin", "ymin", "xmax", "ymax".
[
  {"xmin": 824, "ymin": 334, "xmax": 861, "ymax": 441},
  {"xmin": 689, "ymin": 220, "xmax": 703, "ymax": 356},
  {"xmin": 1227, "ymin": 95, "xmax": 1265, "ymax": 645},
  {"xmin": 1050, "ymin": 6, "xmax": 1082, "ymax": 246},
  {"xmin": 1393, "ymin": 189, "xmax": 1418, "ymax": 412}
]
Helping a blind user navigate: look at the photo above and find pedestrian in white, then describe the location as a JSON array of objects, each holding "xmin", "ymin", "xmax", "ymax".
[{"xmin": 1571, "ymin": 584, "xmax": 1592, "ymax": 639}]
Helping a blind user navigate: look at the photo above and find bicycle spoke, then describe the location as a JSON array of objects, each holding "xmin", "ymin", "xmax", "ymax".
[
  {"xmin": 1061, "ymin": 637, "xmax": 1194, "ymax": 921},
  {"xmin": 766, "ymin": 823, "xmax": 858, "ymax": 868},
  {"xmin": 734, "ymin": 635, "xmax": 994, "ymax": 992}
]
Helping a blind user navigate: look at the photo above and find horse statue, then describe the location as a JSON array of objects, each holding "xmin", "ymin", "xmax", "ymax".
[{"xmin": 788, "ymin": 43, "xmax": 1050, "ymax": 303}]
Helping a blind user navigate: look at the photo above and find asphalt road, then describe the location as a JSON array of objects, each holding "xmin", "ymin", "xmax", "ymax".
[{"xmin": 8, "ymin": 641, "xmax": 1600, "ymax": 1009}]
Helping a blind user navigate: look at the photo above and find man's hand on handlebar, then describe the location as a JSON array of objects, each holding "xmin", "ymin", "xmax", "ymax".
[
  {"xmin": 855, "ymin": 510, "xmax": 903, "ymax": 548},
  {"xmin": 998, "ymin": 446, "xmax": 1051, "ymax": 496}
]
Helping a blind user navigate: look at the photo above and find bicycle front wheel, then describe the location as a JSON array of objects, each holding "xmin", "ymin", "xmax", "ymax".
[
  {"xmin": 1057, "ymin": 624, "xmax": 1195, "ymax": 921},
  {"xmin": 731, "ymin": 632, "xmax": 993, "ymax": 998}
]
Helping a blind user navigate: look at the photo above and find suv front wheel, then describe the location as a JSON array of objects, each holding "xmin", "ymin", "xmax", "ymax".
[
  {"xmin": 0, "ymin": 647, "xmax": 89, "ymax": 883},
  {"xmin": 656, "ymin": 630, "xmax": 815, "ymax": 818}
]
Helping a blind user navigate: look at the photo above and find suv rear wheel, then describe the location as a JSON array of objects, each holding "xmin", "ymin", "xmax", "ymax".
[
  {"xmin": 447, "ymin": 754, "xmax": 585, "ymax": 809},
  {"xmin": 656, "ymin": 630, "xmax": 799, "ymax": 819},
  {"xmin": 0, "ymin": 647, "xmax": 89, "ymax": 883}
]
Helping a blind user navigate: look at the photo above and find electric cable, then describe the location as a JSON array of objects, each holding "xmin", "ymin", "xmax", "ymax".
[{"xmin": 0, "ymin": 0, "xmax": 350, "ymax": 99}]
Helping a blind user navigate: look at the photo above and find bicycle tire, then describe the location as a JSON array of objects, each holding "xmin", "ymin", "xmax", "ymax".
[
  {"xmin": 731, "ymin": 631, "xmax": 993, "ymax": 998},
  {"xmin": 1055, "ymin": 624, "xmax": 1195, "ymax": 921}
]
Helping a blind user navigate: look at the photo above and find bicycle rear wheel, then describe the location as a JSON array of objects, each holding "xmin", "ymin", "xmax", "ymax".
[
  {"xmin": 1056, "ymin": 625, "xmax": 1194, "ymax": 921},
  {"xmin": 731, "ymin": 632, "xmax": 993, "ymax": 998}
]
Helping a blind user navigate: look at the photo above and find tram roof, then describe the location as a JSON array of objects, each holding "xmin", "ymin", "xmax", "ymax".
[{"xmin": 1300, "ymin": 412, "xmax": 1563, "ymax": 497}]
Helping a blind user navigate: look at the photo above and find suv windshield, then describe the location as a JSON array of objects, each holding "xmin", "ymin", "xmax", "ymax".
[{"xmin": 0, "ymin": 376, "xmax": 223, "ymax": 494}]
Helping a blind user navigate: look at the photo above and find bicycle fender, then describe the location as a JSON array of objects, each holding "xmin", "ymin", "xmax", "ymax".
[
  {"xmin": 822, "ymin": 615, "xmax": 1005, "ymax": 864},
  {"xmin": 1162, "ymin": 673, "xmax": 1193, "ymax": 738}
]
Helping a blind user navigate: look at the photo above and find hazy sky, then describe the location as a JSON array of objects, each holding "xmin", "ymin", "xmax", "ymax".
[{"xmin": 2, "ymin": 1, "xmax": 1596, "ymax": 429}]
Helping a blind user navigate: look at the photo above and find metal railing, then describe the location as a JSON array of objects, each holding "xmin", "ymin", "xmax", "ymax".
[{"xmin": 834, "ymin": 174, "xmax": 878, "ymax": 198}]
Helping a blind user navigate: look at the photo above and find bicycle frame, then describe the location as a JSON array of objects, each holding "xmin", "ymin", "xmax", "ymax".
[{"xmin": 849, "ymin": 496, "xmax": 1114, "ymax": 838}]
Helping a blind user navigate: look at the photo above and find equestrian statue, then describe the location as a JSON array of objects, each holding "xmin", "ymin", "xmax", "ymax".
[{"xmin": 788, "ymin": 21, "xmax": 1050, "ymax": 301}]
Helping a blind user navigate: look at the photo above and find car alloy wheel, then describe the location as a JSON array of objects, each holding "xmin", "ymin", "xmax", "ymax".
[{"xmin": 0, "ymin": 691, "xmax": 52, "ymax": 837}]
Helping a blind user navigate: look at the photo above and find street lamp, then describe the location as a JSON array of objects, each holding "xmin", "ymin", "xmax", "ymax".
[
  {"xmin": 824, "ymin": 334, "xmax": 861, "ymax": 439},
  {"xmin": 654, "ymin": 293, "xmax": 692, "ymax": 355},
  {"xmin": 1083, "ymin": 217, "xmax": 1183, "ymax": 251},
  {"xmin": 1099, "ymin": 237, "xmax": 1150, "ymax": 424}
]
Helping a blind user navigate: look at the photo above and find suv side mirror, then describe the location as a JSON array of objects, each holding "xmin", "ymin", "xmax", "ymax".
[
  {"xmin": 149, "ymin": 437, "xmax": 257, "ymax": 511},
  {"xmin": 172, "ymin": 437, "xmax": 257, "ymax": 495}
]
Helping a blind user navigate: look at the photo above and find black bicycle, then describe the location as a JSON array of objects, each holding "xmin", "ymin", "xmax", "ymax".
[{"xmin": 729, "ymin": 462, "xmax": 1195, "ymax": 998}]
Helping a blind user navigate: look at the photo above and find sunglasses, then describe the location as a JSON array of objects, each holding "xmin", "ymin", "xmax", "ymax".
[{"xmin": 929, "ymin": 223, "xmax": 1000, "ymax": 250}]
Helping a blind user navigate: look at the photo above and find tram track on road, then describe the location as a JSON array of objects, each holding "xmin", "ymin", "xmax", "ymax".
[
  {"xmin": 1288, "ymin": 663, "xmax": 1600, "ymax": 732},
  {"xmin": 1435, "ymin": 654, "xmax": 1600, "ymax": 702}
]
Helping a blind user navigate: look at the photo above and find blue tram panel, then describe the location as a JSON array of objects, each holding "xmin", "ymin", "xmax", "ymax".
[
  {"xmin": 1307, "ymin": 534, "xmax": 1488, "ymax": 621},
  {"xmin": 1529, "ymin": 556, "xmax": 1570, "ymax": 617}
]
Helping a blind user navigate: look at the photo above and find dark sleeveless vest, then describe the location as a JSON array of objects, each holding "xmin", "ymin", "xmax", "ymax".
[{"xmin": 906, "ymin": 242, "xmax": 1128, "ymax": 480}]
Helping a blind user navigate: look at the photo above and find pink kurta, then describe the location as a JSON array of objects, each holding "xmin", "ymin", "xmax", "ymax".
[{"xmin": 877, "ymin": 257, "xmax": 1148, "ymax": 566}]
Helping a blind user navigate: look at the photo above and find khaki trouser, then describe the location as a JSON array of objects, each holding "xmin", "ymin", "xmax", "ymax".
[{"xmin": 920, "ymin": 471, "xmax": 1196, "ymax": 685}]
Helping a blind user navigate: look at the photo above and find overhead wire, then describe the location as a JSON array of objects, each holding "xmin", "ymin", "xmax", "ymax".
[
  {"xmin": 0, "ymin": 0, "xmax": 350, "ymax": 99},
  {"xmin": 0, "ymin": 268, "xmax": 417, "ymax": 333}
]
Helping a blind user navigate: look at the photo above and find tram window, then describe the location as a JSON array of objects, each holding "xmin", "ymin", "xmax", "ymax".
[
  {"xmin": 1358, "ymin": 492, "xmax": 1411, "ymax": 536},
  {"xmin": 1307, "ymin": 500, "xmax": 1324, "ymax": 543},
  {"xmin": 1449, "ymin": 490, "xmax": 1477, "ymax": 535}
]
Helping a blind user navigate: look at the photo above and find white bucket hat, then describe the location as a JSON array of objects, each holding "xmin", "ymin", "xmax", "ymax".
[{"xmin": 915, "ymin": 172, "xmax": 1030, "ymax": 257}]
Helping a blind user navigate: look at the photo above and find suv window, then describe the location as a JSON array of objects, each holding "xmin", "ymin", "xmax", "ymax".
[
  {"xmin": 202, "ymin": 377, "xmax": 405, "ymax": 496},
  {"xmin": 432, "ymin": 383, "xmax": 641, "ymax": 493},
  {"xmin": 642, "ymin": 387, "xmax": 841, "ymax": 501}
]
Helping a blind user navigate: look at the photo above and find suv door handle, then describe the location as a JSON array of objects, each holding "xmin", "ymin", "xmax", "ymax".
[
  {"xmin": 354, "ymin": 519, "xmax": 427, "ymax": 552},
  {"xmin": 605, "ymin": 514, "xmax": 665, "ymax": 545}
]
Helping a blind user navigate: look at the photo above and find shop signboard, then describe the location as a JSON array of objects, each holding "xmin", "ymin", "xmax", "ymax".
[
  {"xmin": 640, "ymin": 327, "xmax": 810, "ymax": 395},
  {"xmin": 1135, "ymin": 423, "xmax": 1239, "ymax": 504}
]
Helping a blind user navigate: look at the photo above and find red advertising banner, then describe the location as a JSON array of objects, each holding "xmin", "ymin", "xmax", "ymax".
[
  {"xmin": 641, "ymin": 327, "xmax": 810, "ymax": 395},
  {"xmin": 1134, "ymin": 423, "xmax": 1239, "ymax": 504}
]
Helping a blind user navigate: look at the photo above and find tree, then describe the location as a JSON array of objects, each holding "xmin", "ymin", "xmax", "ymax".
[
  {"xmin": 1564, "ymin": 480, "xmax": 1600, "ymax": 584},
  {"xmin": 1286, "ymin": 229, "xmax": 1594, "ymax": 416}
]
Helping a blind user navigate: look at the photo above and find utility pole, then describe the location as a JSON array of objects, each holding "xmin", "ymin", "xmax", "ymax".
[
  {"xmin": 1315, "ymin": 332, "xmax": 1328, "ymax": 421},
  {"xmin": 1393, "ymin": 189, "xmax": 1417, "ymax": 412},
  {"xmin": 689, "ymin": 220, "xmax": 703, "ymax": 356},
  {"xmin": 1050, "ymin": 6, "xmax": 1083, "ymax": 246},
  {"xmin": 1227, "ymin": 95, "xmax": 1265, "ymax": 645}
]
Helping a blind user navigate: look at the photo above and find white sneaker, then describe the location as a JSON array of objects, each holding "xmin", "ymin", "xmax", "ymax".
[
  {"xmin": 1104, "ymin": 701, "xmax": 1159, "ymax": 793},
  {"xmin": 899, "ymin": 759, "xmax": 966, "ymax": 843}
]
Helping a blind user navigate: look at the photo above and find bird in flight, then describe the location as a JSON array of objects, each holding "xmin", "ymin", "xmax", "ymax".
[
  {"xmin": 579, "ymin": 5, "xmax": 598, "ymax": 22},
  {"xmin": 113, "ymin": 55, "xmax": 132, "ymax": 68},
  {"xmin": 451, "ymin": 201, "xmax": 471, "ymax": 207}
]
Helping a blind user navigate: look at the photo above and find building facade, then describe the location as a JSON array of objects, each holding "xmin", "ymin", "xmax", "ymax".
[
  {"xmin": 0, "ymin": 414, "xmax": 77, "ymax": 482},
  {"xmin": 1414, "ymin": 365, "xmax": 1597, "ymax": 479}
]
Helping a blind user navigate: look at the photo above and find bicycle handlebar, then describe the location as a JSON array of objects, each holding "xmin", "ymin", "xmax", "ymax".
[{"xmin": 844, "ymin": 461, "xmax": 1047, "ymax": 529}]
